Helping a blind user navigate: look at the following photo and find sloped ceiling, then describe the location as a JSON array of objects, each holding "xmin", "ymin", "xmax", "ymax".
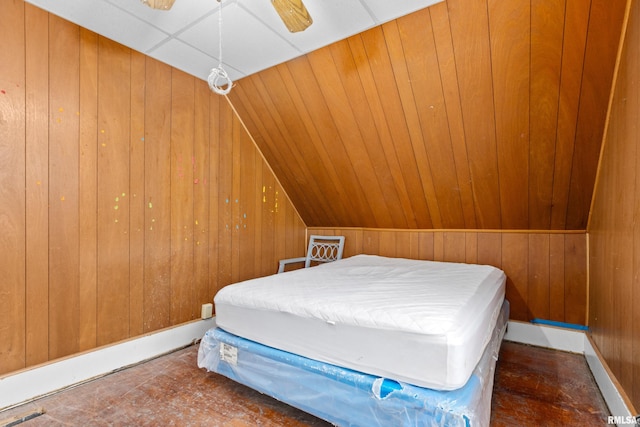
[{"xmin": 228, "ymin": 0, "xmax": 628, "ymax": 230}]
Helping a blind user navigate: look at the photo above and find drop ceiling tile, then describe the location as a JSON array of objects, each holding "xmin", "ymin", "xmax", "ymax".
[
  {"xmin": 363, "ymin": 0, "xmax": 445, "ymax": 23},
  {"xmin": 106, "ymin": 0, "xmax": 220, "ymax": 35},
  {"xmin": 177, "ymin": 3, "xmax": 302, "ymax": 78},
  {"xmin": 26, "ymin": 0, "xmax": 168, "ymax": 53},
  {"xmin": 241, "ymin": 0, "xmax": 377, "ymax": 53},
  {"xmin": 147, "ymin": 38, "xmax": 240, "ymax": 81}
]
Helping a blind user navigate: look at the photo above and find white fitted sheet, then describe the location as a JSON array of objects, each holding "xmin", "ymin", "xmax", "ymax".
[{"xmin": 214, "ymin": 254, "xmax": 506, "ymax": 390}]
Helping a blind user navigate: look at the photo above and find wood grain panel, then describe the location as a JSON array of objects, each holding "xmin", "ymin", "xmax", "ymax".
[
  {"xmin": 348, "ymin": 33, "xmax": 413, "ymax": 228},
  {"xmin": 0, "ymin": 0, "xmax": 26, "ymax": 373},
  {"xmin": 228, "ymin": 0, "xmax": 626, "ymax": 231},
  {"xmin": 276, "ymin": 63, "xmax": 357, "ymax": 226},
  {"xmin": 129, "ymin": 50, "xmax": 146, "ymax": 336},
  {"xmin": 245, "ymin": 70, "xmax": 330, "ymax": 225},
  {"xmin": 464, "ymin": 233, "xmax": 478, "ymax": 264},
  {"xmin": 568, "ymin": 0, "xmax": 628, "ymax": 229},
  {"xmin": 315, "ymin": 45, "xmax": 394, "ymax": 227},
  {"xmin": 476, "ymin": 232, "xmax": 502, "ymax": 267},
  {"xmin": 217, "ymin": 96, "xmax": 234, "ymax": 291},
  {"xmin": 529, "ymin": 0, "xmax": 564, "ymax": 229},
  {"xmin": 230, "ymin": 106, "xmax": 242, "ymax": 283},
  {"xmin": 238, "ymin": 123, "xmax": 256, "ymax": 282},
  {"xmin": 614, "ymin": 8, "xmax": 639, "ymax": 401},
  {"xmin": 501, "ymin": 233, "xmax": 529, "ymax": 321},
  {"xmin": 309, "ymin": 227, "xmax": 586, "ymax": 323},
  {"xmin": 588, "ymin": 0, "xmax": 639, "ymax": 409},
  {"xmin": 528, "ymin": 234, "xmax": 550, "ymax": 319},
  {"xmin": 258, "ymin": 166, "xmax": 275, "ymax": 276},
  {"xmin": 548, "ymin": 234, "xmax": 566, "ymax": 322},
  {"xmin": 564, "ymin": 233, "xmax": 586, "ymax": 324},
  {"xmin": 439, "ymin": 0, "xmax": 502, "ymax": 229},
  {"xmin": 551, "ymin": 0, "xmax": 590, "ymax": 229},
  {"xmin": 169, "ymin": 70, "xmax": 195, "ymax": 325},
  {"xmin": 251, "ymin": 147, "xmax": 263, "ymax": 276},
  {"xmin": 78, "ymin": 28, "xmax": 98, "ymax": 351},
  {"xmin": 193, "ymin": 79, "xmax": 211, "ymax": 319},
  {"xmin": 401, "ymin": 11, "xmax": 465, "ymax": 229},
  {"xmin": 360, "ymin": 27, "xmax": 429, "ymax": 229},
  {"xmin": 207, "ymin": 95, "xmax": 221, "ymax": 298},
  {"xmin": 267, "ymin": 68, "xmax": 338, "ymax": 225},
  {"xmin": 48, "ymin": 14, "xmax": 80, "ymax": 360},
  {"xmin": 24, "ymin": 3, "xmax": 50, "ymax": 366},
  {"xmin": 632, "ymin": 18, "xmax": 640, "ymax": 403},
  {"xmin": 443, "ymin": 232, "xmax": 466, "ymax": 263},
  {"xmin": 489, "ymin": 0, "xmax": 530, "ymax": 229},
  {"xmin": 143, "ymin": 59, "xmax": 172, "ymax": 332},
  {"xmin": 0, "ymin": 7, "xmax": 306, "ymax": 375},
  {"xmin": 384, "ymin": 20, "xmax": 440, "ymax": 229},
  {"xmin": 429, "ymin": 3, "xmax": 476, "ymax": 229},
  {"xmin": 97, "ymin": 36, "xmax": 131, "ymax": 345}
]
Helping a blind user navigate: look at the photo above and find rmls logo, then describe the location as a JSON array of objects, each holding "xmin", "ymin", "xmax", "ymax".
[{"xmin": 607, "ymin": 415, "xmax": 640, "ymax": 425}]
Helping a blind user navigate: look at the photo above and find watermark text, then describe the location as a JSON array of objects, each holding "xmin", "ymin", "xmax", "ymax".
[{"xmin": 607, "ymin": 415, "xmax": 640, "ymax": 425}]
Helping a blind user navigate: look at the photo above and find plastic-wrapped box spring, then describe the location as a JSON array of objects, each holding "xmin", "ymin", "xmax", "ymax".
[{"xmin": 197, "ymin": 300, "xmax": 509, "ymax": 427}]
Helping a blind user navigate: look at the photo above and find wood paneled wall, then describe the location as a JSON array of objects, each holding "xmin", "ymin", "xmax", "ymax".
[
  {"xmin": 229, "ymin": 0, "xmax": 627, "ymax": 231},
  {"xmin": 0, "ymin": 2, "xmax": 305, "ymax": 375},
  {"xmin": 588, "ymin": 0, "xmax": 640, "ymax": 411},
  {"xmin": 1, "ymin": 0, "xmax": 633, "ymax": 410},
  {"xmin": 309, "ymin": 228, "xmax": 587, "ymax": 324}
]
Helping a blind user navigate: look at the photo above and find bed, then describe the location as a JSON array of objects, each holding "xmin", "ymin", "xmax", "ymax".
[{"xmin": 198, "ymin": 254, "xmax": 508, "ymax": 426}]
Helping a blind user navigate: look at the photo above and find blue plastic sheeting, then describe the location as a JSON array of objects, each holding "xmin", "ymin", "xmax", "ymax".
[{"xmin": 198, "ymin": 300, "xmax": 509, "ymax": 427}]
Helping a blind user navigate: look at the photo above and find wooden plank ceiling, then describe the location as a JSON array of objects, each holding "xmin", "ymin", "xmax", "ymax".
[{"xmin": 228, "ymin": 0, "xmax": 627, "ymax": 230}]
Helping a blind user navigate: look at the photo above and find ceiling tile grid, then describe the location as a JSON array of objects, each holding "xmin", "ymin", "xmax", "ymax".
[{"xmin": 26, "ymin": 0, "xmax": 443, "ymax": 82}]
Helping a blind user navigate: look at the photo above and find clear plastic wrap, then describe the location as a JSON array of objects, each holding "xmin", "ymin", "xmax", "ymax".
[{"xmin": 198, "ymin": 300, "xmax": 509, "ymax": 427}]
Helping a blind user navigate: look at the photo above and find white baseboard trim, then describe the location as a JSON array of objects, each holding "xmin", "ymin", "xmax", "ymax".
[
  {"xmin": 504, "ymin": 320, "xmax": 585, "ymax": 353},
  {"xmin": 505, "ymin": 320, "xmax": 636, "ymax": 423},
  {"xmin": 583, "ymin": 335, "xmax": 636, "ymax": 422},
  {"xmin": 0, "ymin": 318, "xmax": 215, "ymax": 411},
  {"xmin": 1, "ymin": 318, "xmax": 635, "ymax": 422}
]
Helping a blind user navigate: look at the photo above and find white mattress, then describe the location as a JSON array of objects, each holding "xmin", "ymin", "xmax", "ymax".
[{"xmin": 214, "ymin": 254, "xmax": 506, "ymax": 390}]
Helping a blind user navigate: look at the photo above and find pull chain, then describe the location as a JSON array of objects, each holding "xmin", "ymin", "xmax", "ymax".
[{"xmin": 208, "ymin": 0, "xmax": 233, "ymax": 95}]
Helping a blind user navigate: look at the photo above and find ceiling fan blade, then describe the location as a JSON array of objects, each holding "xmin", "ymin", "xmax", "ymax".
[
  {"xmin": 271, "ymin": 0, "xmax": 313, "ymax": 33},
  {"xmin": 141, "ymin": 0, "xmax": 177, "ymax": 10}
]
